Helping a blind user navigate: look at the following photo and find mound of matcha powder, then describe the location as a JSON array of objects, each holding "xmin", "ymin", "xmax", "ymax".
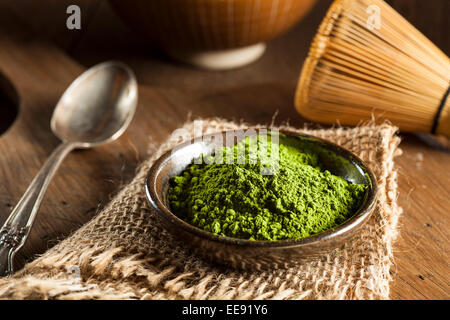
[{"xmin": 168, "ymin": 134, "xmax": 367, "ymax": 241}]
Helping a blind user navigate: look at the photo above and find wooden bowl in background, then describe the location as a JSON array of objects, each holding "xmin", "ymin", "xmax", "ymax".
[{"xmin": 109, "ymin": 0, "xmax": 317, "ymax": 70}]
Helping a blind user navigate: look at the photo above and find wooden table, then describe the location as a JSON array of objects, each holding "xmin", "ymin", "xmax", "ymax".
[{"xmin": 0, "ymin": 0, "xmax": 448, "ymax": 299}]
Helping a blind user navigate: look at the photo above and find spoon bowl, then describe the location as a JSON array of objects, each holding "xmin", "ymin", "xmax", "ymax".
[{"xmin": 51, "ymin": 61, "xmax": 137, "ymax": 147}]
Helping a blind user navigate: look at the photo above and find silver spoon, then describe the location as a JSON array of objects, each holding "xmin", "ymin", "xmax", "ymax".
[{"xmin": 0, "ymin": 61, "xmax": 138, "ymax": 276}]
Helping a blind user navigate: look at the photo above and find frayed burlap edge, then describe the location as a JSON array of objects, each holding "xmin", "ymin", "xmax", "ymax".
[{"xmin": 0, "ymin": 118, "xmax": 402, "ymax": 300}]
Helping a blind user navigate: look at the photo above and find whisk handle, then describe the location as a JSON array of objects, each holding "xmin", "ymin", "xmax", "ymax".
[{"xmin": 432, "ymin": 84, "xmax": 450, "ymax": 135}]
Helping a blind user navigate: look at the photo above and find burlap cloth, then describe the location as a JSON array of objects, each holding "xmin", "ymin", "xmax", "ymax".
[{"xmin": 0, "ymin": 118, "xmax": 402, "ymax": 300}]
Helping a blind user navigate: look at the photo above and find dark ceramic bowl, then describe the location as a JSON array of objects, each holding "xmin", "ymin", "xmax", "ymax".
[{"xmin": 145, "ymin": 129, "xmax": 377, "ymax": 270}]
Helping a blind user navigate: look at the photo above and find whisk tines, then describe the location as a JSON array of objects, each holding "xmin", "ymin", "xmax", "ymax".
[{"xmin": 295, "ymin": 0, "xmax": 450, "ymax": 137}]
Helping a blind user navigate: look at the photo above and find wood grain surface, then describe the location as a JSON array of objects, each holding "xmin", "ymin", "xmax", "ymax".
[{"xmin": 0, "ymin": 0, "xmax": 448, "ymax": 299}]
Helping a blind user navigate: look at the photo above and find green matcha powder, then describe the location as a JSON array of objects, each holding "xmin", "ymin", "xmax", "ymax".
[{"xmin": 168, "ymin": 134, "xmax": 367, "ymax": 241}]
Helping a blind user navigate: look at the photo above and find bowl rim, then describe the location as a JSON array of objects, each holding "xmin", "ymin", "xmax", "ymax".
[{"xmin": 145, "ymin": 128, "xmax": 378, "ymax": 248}]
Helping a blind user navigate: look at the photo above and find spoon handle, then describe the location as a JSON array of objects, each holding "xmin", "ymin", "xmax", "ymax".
[{"xmin": 0, "ymin": 142, "xmax": 75, "ymax": 276}]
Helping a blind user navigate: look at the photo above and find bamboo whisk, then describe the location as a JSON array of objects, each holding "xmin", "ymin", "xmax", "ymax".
[{"xmin": 295, "ymin": 0, "xmax": 450, "ymax": 137}]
